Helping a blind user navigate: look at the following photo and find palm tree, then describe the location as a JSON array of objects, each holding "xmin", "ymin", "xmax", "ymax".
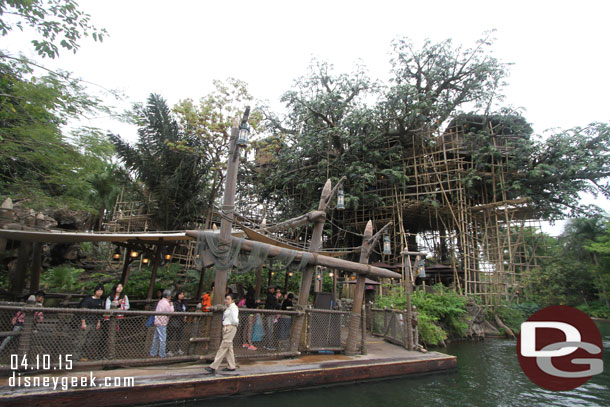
[
  {"xmin": 109, "ymin": 94, "xmax": 211, "ymax": 230},
  {"xmin": 87, "ymin": 163, "xmax": 122, "ymax": 230}
]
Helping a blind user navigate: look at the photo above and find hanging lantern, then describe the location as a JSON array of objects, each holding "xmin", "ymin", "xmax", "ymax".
[
  {"xmin": 383, "ymin": 233, "xmax": 391, "ymax": 255},
  {"xmin": 130, "ymin": 250, "xmax": 139, "ymax": 258},
  {"xmin": 271, "ymin": 271, "xmax": 275, "ymax": 276},
  {"xmin": 237, "ymin": 122, "xmax": 250, "ymax": 147},
  {"xmin": 142, "ymin": 257, "xmax": 149, "ymax": 264},
  {"xmin": 337, "ymin": 187, "xmax": 345, "ymax": 210},
  {"xmin": 164, "ymin": 253, "xmax": 172, "ymax": 261},
  {"xmin": 417, "ymin": 259, "xmax": 426, "ymax": 278},
  {"xmin": 328, "ymin": 271, "xmax": 334, "ymax": 278},
  {"xmin": 112, "ymin": 250, "xmax": 121, "ymax": 260},
  {"xmin": 288, "ymin": 271, "xmax": 293, "ymax": 277}
]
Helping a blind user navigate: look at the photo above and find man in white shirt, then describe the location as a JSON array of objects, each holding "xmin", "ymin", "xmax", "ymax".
[{"xmin": 205, "ymin": 292, "xmax": 239, "ymax": 373}]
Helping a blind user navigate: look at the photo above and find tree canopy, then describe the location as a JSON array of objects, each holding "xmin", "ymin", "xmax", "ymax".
[
  {"xmin": 0, "ymin": 0, "xmax": 106, "ymax": 59},
  {"xmin": 0, "ymin": 0, "xmax": 120, "ymax": 216},
  {"xmin": 249, "ymin": 35, "xmax": 610, "ymax": 231}
]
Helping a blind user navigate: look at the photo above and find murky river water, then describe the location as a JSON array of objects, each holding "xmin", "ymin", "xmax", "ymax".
[{"xmin": 188, "ymin": 321, "xmax": 610, "ymax": 407}]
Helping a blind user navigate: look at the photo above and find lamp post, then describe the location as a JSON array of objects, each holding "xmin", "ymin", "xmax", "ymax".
[{"xmin": 209, "ymin": 107, "xmax": 250, "ymax": 351}]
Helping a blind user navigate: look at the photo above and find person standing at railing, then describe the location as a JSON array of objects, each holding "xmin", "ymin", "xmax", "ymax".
[
  {"xmin": 105, "ymin": 283, "xmax": 130, "ymax": 331},
  {"xmin": 0, "ymin": 292, "xmax": 44, "ymax": 353},
  {"xmin": 205, "ymin": 292, "xmax": 239, "ymax": 374},
  {"xmin": 240, "ymin": 286, "xmax": 257, "ymax": 351},
  {"xmin": 263, "ymin": 286, "xmax": 279, "ymax": 350},
  {"xmin": 278, "ymin": 293, "xmax": 294, "ymax": 344},
  {"xmin": 74, "ymin": 285, "xmax": 104, "ymax": 361},
  {"xmin": 168, "ymin": 290, "xmax": 187, "ymax": 356},
  {"xmin": 150, "ymin": 289, "xmax": 174, "ymax": 358}
]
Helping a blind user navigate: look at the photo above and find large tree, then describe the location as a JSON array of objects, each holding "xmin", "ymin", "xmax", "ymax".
[
  {"xmin": 173, "ymin": 78, "xmax": 261, "ymax": 228},
  {"xmin": 110, "ymin": 94, "xmax": 212, "ymax": 230},
  {"xmin": 0, "ymin": 0, "xmax": 115, "ymax": 212}
]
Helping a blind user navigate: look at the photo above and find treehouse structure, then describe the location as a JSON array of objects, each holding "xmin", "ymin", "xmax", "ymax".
[{"xmin": 247, "ymin": 114, "xmax": 546, "ymax": 305}]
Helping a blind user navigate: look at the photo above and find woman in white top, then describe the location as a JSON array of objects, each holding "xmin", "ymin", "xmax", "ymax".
[{"xmin": 105, "ymin": 283, "xmax": 130, "ymax": 327}]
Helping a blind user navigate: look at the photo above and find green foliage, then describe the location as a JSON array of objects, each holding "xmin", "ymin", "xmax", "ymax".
[
  {"xmin": 173, "ymin": 79, "xmax": 261, "ymax": 225},
  {"xmin": 521, "ymin": 216, "xmax": 610, "ymax": 316},
  {"xmin": 416, "ymin": 313, "xmax": 447, "ymax": 346},
  {"xmin": 41, "ymin": 266, "xmax": 83, "ymax": 292},
  {"xmin": 0, "ymin": 0, "xmax": 107, "ymax": 59},
  {"xmin": 110, "ymin": 94, "xmax": 222, "ymax": 230},
  {"xmin": 250, "ymin": 33, "xmax": 610, "ymax": 258},
  {"xmin": 412, "ymin": 286, "xmax": 470, "ymax": 338},
  {"xmin": 375, "ymin": 284, "xmax": 470, "ymax": 346},
  {"xmin": 491, "ymin": 304, "xmax": 527, "ymax": 335},
  {"xmin": 577, "ymin": 301, "xmax": 610, "ymax": 319},
  {"xmin": 524, "ymin": 124, "xmax": 610, "ymax": 219},
  {"xmin": 0, "ymin": 2, "xmax": 121, "ymax": 214}
]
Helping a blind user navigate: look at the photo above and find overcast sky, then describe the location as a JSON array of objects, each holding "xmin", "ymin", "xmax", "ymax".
[{"xmin": 5, "ymin": 0, "xmax": 610, "ymax": 232}]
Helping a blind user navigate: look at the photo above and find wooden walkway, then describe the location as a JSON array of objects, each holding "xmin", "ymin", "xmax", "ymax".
[{"xmin": 0, "ymin": 338, "xmax": 456, "ymax": 406}]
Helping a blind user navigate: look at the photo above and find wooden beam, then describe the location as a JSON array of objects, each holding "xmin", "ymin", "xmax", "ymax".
[
  {"xmin": 261, "ymin": 210, "xmax": 326, "ymax": 233},
  {"xmin": 184, "ymin": 232, "xmax": 401, "ymax": 279}
]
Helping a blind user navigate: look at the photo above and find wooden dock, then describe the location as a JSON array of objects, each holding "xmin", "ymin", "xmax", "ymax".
[{"xmin": 0, "ymin": 339, "xmax": 456, "ymax": 406}]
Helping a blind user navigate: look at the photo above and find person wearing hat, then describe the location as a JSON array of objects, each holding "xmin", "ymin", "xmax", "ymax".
[
  {"xmin": 0, "ymin": 294, "xmax": 44, "ymax": 353},
  {"xmin": 74, "ymin": 284, "xmax": 105, "ymax": 361}
]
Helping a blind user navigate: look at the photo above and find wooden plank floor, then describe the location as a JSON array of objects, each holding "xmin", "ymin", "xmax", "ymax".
[{"xmin": 0, "ymin": 339, "xmax": 456, "ymax": 406}]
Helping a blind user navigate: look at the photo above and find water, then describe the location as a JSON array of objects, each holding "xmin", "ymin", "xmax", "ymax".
[{"xmin": 188, "ymin": 321, "xmax": 610, "ymax": 407}]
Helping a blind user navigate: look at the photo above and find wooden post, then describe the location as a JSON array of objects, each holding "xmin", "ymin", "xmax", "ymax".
[
  {"xmin": 405, "ymin": 256, "xmax": 414, "ymax": 351},
  {"xmin": 209, "ymin": 112, "xmax": 248, "ymax": 351},
  {"xmin": 119, "ymin": 252, "xmax": 132, "ymax": 287},
  {"xmin": 254, "ymin": 265, "xmax": 263, "ymax": 300},
  {"xmin": 196, "ymin": 266, "xmax": 207, "ymax": 301},
  {"xmin": 107, "ymin": 315, "xmax": 117, "ymax": 359},
  {"xmin": 30, "ymin": 243, "xmax": 43, "ymax": 292},
  {"xmin": 346, "ymin": 220, "xmax": 392, "ymax": 355},
  {"xmin": 360, "ymin": 303, "xmax": 367, "ymax": 355},
  {"xmin": 383, "ymin": 306, "xmax": 388, "ymax": 340},
  {"xmin": 331, "ymin": 270, "xmax": 337, "ymax": 302},
  {"xmin": 146, "ymin": 246, "xmax": 162, "ymax": 301},
  {"xmin": 12, "ymin": 242, "xmax": 32, "ymax": 295},
  {"xmin": 289, "ymin": 179, "xmax": 331, "ymax": 353}
]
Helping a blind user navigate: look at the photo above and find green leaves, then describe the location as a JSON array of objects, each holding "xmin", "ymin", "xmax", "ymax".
[{"xmin": 0, "ymin": 0, "xmax": 107, "ymax": 59}]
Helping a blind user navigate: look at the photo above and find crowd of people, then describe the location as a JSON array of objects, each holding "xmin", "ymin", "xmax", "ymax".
[{"xmin": 0, "ymin": 282, "xmax": 297, "ymax": 369}]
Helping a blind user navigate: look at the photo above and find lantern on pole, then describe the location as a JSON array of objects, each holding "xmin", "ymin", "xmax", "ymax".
[
  {"xmin": 164, "ymin": 253, "xmax": 172, "ymax": 261},
  {"xmin": 112, "ymin": 249, "xmax": 121, "ymax": 260},
  {"xmin": 383, "ymin": 233, "xmax": 391, "ymax": 255},
  {"xmin": 142, "ymin": 257, "xmax": 149, "ymax": 264},
  {"xmin": 237, "ymin": 122, "xmax": 250, "ymax": 147},
  {"xmin": 130, "ymin": 249, "xmax": 139, "ymax": 258},
  {"xmin": 337, "ymin": 187, "xmax": 345, "ymax": 210}
]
